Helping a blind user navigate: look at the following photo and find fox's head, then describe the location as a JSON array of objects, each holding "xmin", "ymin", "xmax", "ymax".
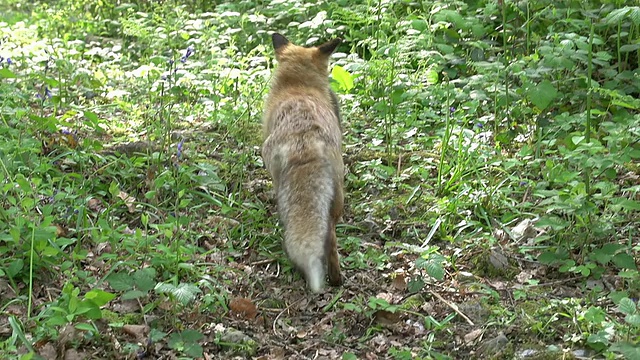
[{"xmin": 271, "ymin": 33, "xmax": 341, "ymax": 76}]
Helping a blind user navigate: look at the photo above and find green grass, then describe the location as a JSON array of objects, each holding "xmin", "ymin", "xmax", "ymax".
[{"xmin": 1, "ymin": 0, "xmax": 639, "ymax": 359}]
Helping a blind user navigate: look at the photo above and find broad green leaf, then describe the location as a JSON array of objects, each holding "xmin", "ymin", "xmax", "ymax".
[
  {"xmin": 426, "ymin": 261, "xmax": 444, "ymax": 281},
  {"xmin": 133, "ymin": 271, "xmax": 156, "ymax": 292},
  {"xmin": 537, "ymin": 251, "xmax": 560, "ymax": 264},
  {"xmin": 614, "ymin": 199, "xmax": 640, "ymax": 211},
  {"xmin": 331, "ymin": 65, "xmax": 354, "ymax": 92},
  {"xmin": 411, "ymin": 19, "xmax": 427, "ymax": 32},
  {"xmin": 618, "ymin": 297, "xmax": 637, "ymax": 315},
  {"xmin": 527, "ymin": 80, "xmax": 558, "ymax": 111},
  {"xmin": 122, "ymin": 289, "xmax": 147, "ymax": 300},
  {"xmin": 343, "ymin": 353, "xmax": 358, "ymax": 360},
  {"xmin": 612, "ymin": 253, "xmax": 637, "ymax": 270},
  {"xmin": 173, "ymin": 283, "xmax": 201, "ymax": 305},
  {"xmin": 584, "ymin": 306, "xmax": 606, "ymax": 323},
  {"xmin": 75, "ymin": 323, "xmax": 96, "ymax": 332},
  {"xmin": 106, "ymin": 272, "xmax": 135, "ymax": 291},
  {"xmin": 85, "ymin": 289, "xmax": 116, "ymax": 307},
  {"xmin": 620, "ymin": 44, "xmax": 640, "ymax": 53},
  {"xmin": 181, "ymin": 329, "xmax": 204, "ymax": 342},
  {"xmin": 625, "ymin": 314, "xmax": 640, "ymax": 326},
  {"xmin": 0, "ymin": 68, "xmax": 17, "ymax": 78},
  {"xmin": 84, "ymin": 111, "xmax": 99, "ymax": 123},
  {"xmin": 426, "ymin": 68, "xmax": 439, "ymax": 85},
  {"xmin": 610, "ymin": 342, "xmax": 640, "ymax": 359},
  {"xmin": 185, "ymin": 343, "xmax": 204, "ymax": 358}
]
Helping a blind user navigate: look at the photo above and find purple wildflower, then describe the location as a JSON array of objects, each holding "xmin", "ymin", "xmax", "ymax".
[
  {"xmin": 177, "ymin": 139, "xmax": 184, "ymax": 158},
  {"xmin": 519, "ymin": 181, "xmax": 528, "ymax": 186},
  {"xmin": 449, "ymin": 107, "xmax": 455, "ymax": 113},
  {"xmin": 6, "ymin": 58, "xmax": 11, "ymax": 65},
  {"xmin": 180, "ymin": 45, "xmax": 195, "ymax": 63},
  {"xmin": 475, "ymin": 123, "xmax": 483, "ymax": 128}
]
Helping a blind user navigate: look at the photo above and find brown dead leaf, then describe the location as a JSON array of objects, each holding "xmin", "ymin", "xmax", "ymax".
[
  {"xmin": 515, "ymin": 269, "xmax": 535, "ymax": 284},
  {"xmin": 95, "ymin": 242, "xmax": 111, "ymax": 256},
  {"xmin": 229, "ymin": 297, "xmax": 258, "ymax": 320},
  {"xmin": 375, "ymin": 292, "xmax": 393, "ymax": 303},
  {"xmin": 391, "ymin": 273, "xmax": 406, "ymax": 291},
  {"xmin": 464, "ymin": 328, "xmax": 484, "ymax": 345},
  {"xmin": 511, "ymin": 219, "xmax": 537, "ymax": 242},
  {"xmin": 87, "ymin": 197, "xmax": 103, "ymax": 212},
  {"xmin": 122, "ymin": 324, "xmax": 149, "ymax": 341},
  {"xmin": 117, "ymin": 191, "xmax": 136, "ymax": 213},
  {"xmin": 55, "ymin": 224, "xmax": 67, "ymax": 237},
  {"xmin": 38, "ymin": 342, "xmax": 57, "ymax": 360},
  {"xmin": 373, "ymin": 310, "xmax": 401, "ymax": 325},
  {"xmin": 489, "ymin": 248, "xmax": 509, "ymax": 270},
  {"xmin": 63, "ymin": 348, "xmax": 87, "ymax": 360}
]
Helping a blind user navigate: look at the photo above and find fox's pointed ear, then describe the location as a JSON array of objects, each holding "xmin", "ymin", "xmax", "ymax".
[
  {"xmin": 272, "ymin": 33, "xmax": 290, "ymax": 52},
  {"xmin": 317, "ymin": 38, "xmax": 342, "ymax": 56}
]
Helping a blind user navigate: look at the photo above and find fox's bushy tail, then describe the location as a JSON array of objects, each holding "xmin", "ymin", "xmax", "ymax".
[{"xmin": 277, "ymin": 159, "xmax": 336, "ymax": 293}]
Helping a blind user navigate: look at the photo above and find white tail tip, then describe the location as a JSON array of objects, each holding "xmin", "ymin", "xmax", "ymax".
[{"xmin": 306, "ymin": 256, "xmax": 325, "ymax": 293}]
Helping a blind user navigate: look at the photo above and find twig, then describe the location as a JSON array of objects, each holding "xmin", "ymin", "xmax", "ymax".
[
  {"xmin": 250, "ymin": 258, "xmax": 277, "ymax": 266},
  {"xmin": 272, "ymin": 297, "xmax": 305, "ymax": 338},
  {"xmin": 429, "ymin": 290, "xmax": 474, "ymax": 326}
]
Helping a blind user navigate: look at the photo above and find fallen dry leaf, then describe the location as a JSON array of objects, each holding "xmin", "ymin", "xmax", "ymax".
[
  {"xmin": 373, "ymin": 310, "xmax": 401, "ymax": 325},
  {"xmin": 229, "ymin": 297, "xmax": 258, "ymax": 320},
  {"xmin": 117, "ymin": 191, "xmax": 136, "ymax": 213},
  {"xmin": 464, "ymin": 328, "xmax": 484, "ymax": 345},
  {"xmin": 87, "ymin": 197, "xmax": 103, "ymax": 212},
  {"xmin": 391, "ymin": 273, "xmax": 407, "ymax": 291},
  {"xmin": 122, "ymin": 324, "xmax": 149, "ymax": 341}
]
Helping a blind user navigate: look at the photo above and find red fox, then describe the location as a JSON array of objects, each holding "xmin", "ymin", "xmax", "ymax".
[{"xmin": 262, "ymin": 33, "xmax": 344, "ymax": 293}]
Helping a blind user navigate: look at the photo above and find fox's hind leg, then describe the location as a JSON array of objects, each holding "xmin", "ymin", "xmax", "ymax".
[
  {"xmin": 327, "ymin": 179, "xmax": 343, "ymax": 286},
  {"xmin": 327, "ymin": 225, "xmax": 342, "ymax": 286}
]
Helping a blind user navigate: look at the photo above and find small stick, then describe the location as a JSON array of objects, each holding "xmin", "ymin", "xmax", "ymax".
[
  {"xmin": 429, "ymin": 290, "xmax": 475, "ymax": 326},
  {"xmin": 272, "ymin": 297, "xmax": 304, "ymax": 338}
]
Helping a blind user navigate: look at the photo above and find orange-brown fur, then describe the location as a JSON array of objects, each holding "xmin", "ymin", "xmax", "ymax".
[{"xmin": 262, "ymin": 33, "xmax": 343, "ymax": 293}]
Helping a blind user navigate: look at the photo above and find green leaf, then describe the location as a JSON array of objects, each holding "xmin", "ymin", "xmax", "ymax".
[
  {"xmin": 83, "ymin": 111, "xmax": 99, "ymax": 124},
  {"xmin": 77, "ymin": 301, "xmax": 103, "ymax": 319},
  {"xmin": 411, "ymin": 19, "xmax": 427, "ymax": 32},
  {"xmin": 184, "ymin": 343, "xmax": 203, "ymax": 358},
  {"xmin": 537, "ymin": 251, "xmax": 561, "ymax": 265},
  {"xmin": 181, "ymin": 329, "xmax": 204, "ymax": 342},
  {"xmin": 331, "ymin": 65, "xmax": 354, "ymax": 92},
  {"xmin": 85, "ymin": 289, "xmax": 116, "ymax": 307},
  {"xmin": 0, "ymin": 68, "xmax": 17, "ymax": 78},
  {"xmin": 583, "ymin": 306, "xmax": 606, "ymax": 323},
  {"xmin": 610, "ymin": 342, "xmax": 640, "ymax": 359},
  {"xmin": 614, "ymin": 199, "xmax": 640, "ymax": 211},
  {"xmin": 426, "ymin": 68, "xmax": 439, "ymax": 85},
  {"xmin": 106, "ymin": 272, "xmax": 134, "ymax": 291},
  {"xmin": 613, "ymin": 253, "xmax": 637, "ymax": 270},
  {"xmin": 618, "ymin": 297, "xmax": 637, "ymax": 315},
  {"xmin": 407, "ymin": 276, "xmax": 425, "ymax": 293},
  {"xmin": 7, "ymin": 259, "xmax": 24, "ymax": 277},
  {"xmin": 426, "ymin": 261, "xmax": 444, "ymax": 281},
  {"xmin": 133, "ymin": 268, "xmax": 156, "ymax": 292},
  {"xmin": 620, "ymin": 44, "xmax": 640, "ymax": 53},
  {"xmin": 75, "ymin": 323, "xmax": 96, "ymax": 332},
  {"xmin": 625, "ymin": 314, "xmax": 640, "ymax": 327},
  {"xmin": 526, "ymin": 80, "xmax": 558, "ymax": 111},
  {"xmin": 536, "ymin": 216, "xmax": 569, "ymax": 231},
  {"xmin": 173, "ymin": 283, "xmax": 201, "ymax": 305},
  {"xmin": 343, "ymin": 353, "xmax": 358, "ymax": 360},
  {"xmin": 122, "ymin": 290, "xmax": 147, "ymax": 300}
]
